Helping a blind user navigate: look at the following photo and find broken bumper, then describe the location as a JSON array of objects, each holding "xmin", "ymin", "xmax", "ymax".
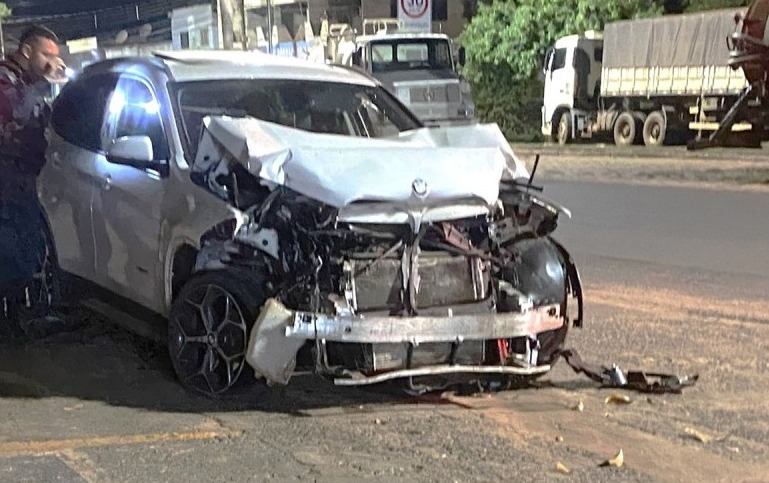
[
  {"xmin": 246, "ymin": 299, "xmax": 563, "ymax": 386},
  {"xmin": 286, "ymin": 304, "xmax": 563, "ymax": 344},
  {"xmin": 333, "ymin": 364, "xmax": 551, "ymax": 386}
]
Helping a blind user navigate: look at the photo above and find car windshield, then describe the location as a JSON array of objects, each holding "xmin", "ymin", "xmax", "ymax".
[
  {"xmin": 174, "ymin": 79, "xmax": 421, "ymax": 154},
  {"xmin": 370, "ymin": 39, "xmax": 454, "ymax": 73}
]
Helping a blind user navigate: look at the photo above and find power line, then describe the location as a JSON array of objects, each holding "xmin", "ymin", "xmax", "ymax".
[{"xmin": 3, "ymin": 0, "xmax": 199, "ymax": 40}]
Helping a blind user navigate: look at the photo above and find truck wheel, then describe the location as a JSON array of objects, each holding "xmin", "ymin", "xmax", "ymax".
[
  {"xmin": 556, "ymin": 112, "xmax": 572, "ymax": 145},
  {"xmin": 168, "ymin": 270, "xmax": 268, "ymax": 398},
  {"xmin": 613, "ymin": 112, "xmax": 640, "ymax": 146},
  {"xmin": 643, "ymin": 111, "xmax": 667, "ymax": 146}
]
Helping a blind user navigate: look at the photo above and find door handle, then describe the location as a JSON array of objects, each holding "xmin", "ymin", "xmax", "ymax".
[{"xmin": 102, "ymin": 174, "xmax": 112, "ymax": 191}]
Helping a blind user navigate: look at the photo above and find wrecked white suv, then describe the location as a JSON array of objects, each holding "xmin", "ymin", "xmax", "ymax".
[{"xmin": 38, "ymin": 51, "xmax": 582, "ymax": 397}]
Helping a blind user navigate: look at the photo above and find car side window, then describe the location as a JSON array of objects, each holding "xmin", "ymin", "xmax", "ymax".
[
  {"xmin": 106, "ymin": 76, "xmax": 169, "ymax": 161},
  {"xmin": 50, "ymin": 74, "xmax": 118, "ymax": 152}
]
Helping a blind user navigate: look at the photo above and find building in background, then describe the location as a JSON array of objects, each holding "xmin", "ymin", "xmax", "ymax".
[{"xmin": 2, "ymin": 0, "xmax": 480, "ymax": 63}]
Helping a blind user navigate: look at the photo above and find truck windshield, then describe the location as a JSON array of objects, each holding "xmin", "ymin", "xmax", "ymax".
[
  {"xmin": 370, "ymin": 39, "xmax": 454, "ymax": 73},
  {"xmin": 174, "ymin": 79, "xmax": 422, "ymax": 154}
]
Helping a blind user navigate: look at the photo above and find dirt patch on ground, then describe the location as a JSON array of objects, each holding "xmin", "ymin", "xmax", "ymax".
[{"xmin": 510, "ymin": 143, "xmax": 769, "ymax": 192}]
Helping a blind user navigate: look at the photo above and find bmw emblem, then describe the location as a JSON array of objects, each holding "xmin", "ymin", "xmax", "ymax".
[{"xmin": 412, "ymin": 178, "xmax": 429, "ymax": 197}]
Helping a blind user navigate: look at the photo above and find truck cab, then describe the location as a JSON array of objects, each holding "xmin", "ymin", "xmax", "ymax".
[
  {"xmin": 352, "ymin": 32, "xmax": 474, "ymax": 126},
  {"xmin": 541, "ymin": 33, "xmax": 603, "ymax": 141},
  {"xmin": 310, "ymin": 18, "xmax": 475, "ymax": 127}
]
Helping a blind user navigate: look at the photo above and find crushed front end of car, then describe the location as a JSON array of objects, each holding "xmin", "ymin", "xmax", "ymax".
[{"xmin": 190, "ymin": 117, "xmax": 583, "ymax": 393}]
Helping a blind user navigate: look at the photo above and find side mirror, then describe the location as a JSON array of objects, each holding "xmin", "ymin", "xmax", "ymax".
[
  {"xmin": 106, "ymin": 135, "xmax": 168, "ymax": 176},
  {"xmin": 108, "ymin": 135, "xmax": 154, "ymax": 164},
  {"xmin": 543, "ymin": 48, "xmax": 553, "ymax": 76},
  {"xmin": 458, "ymin": 46, "xmax": 466, "ymax": 67},
  {"xmin": 351, "ymin": 47, "xmax": 362, "ymax": 66}
]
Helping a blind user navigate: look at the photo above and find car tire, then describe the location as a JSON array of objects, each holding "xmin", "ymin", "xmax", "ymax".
[
  {"xmin": 613, "ymin": 112, "xmax": 641, "ymax": 146},
  {"xmin": 643, "ymin": 111, "xmax": 667, "ymax": 147},
  {"xmin": 168, "ymin": 269, "xmax": 268, "ymax": 398}
]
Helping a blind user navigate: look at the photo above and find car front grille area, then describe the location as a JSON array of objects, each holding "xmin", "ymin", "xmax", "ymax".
[
  {"xmin": 345, "ymin": 252, "xmax": 490, "ymax": 314},
  {"xmin": 409, "ymin": 83, "xmax": 461, "ymax": 104}
]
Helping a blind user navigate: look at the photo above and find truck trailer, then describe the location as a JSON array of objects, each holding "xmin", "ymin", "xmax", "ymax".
[{"xmin": 541, "ymin": 9, "xmax": 767, "ymax": 147}]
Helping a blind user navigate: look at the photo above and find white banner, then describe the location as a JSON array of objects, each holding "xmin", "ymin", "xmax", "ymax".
[{"xmin": 397, "ymin": 0, "xmax": 432, "ymax": 33}]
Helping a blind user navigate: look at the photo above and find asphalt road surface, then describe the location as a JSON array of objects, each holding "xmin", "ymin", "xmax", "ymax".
[
  {"xmin": 1, "ymin": 180, "xmax": 769, "ymax": 482},
  {"xmin": 545, "ymin": 180, "xmax": 769, "ymax": 277}
]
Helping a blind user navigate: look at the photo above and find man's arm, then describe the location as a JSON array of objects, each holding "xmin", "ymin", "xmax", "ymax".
[
  {"xmin": 0, "ymin": 71, "xmax": 49, "ymax": 175},
  {"xmin": 0, "ymin": 75, "xmax": 20, "ymax": 132}
]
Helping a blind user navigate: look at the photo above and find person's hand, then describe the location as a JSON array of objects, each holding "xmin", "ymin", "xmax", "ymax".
[{"xmin": 43, "ymin": 57, "xmax": 67, "ymax": 84}]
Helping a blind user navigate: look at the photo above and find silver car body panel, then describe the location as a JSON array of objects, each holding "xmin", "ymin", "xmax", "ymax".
[
  {"xmin": 39, "ymin": 131, "xmax": 101, "ymax": 279},
  {"xmin": 41, "ymin": 55, "xmax": 250, "ymax": 315}
]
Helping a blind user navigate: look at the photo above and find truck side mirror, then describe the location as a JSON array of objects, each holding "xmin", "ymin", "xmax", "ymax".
[
  {"xmin": 458, "ymin": 47, "xmax": 466, "ymax": 67},
  {"xmin": 543, "ymin": 48, "xmax": 553, "ymax": 76},
  {"xmin": 351, "ymin": 48, "xmax": 362, "ymax": 66}
]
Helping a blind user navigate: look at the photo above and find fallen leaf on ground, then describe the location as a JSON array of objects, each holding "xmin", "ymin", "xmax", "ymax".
[
  {"xmin": 556, "ymin": 462, "xmax": 571, "ymax": 474},
  {"xmin": 684, "ymin": 427, "xmax": 713, "ymax": 443},
  {"xmin": 600, "ymin": 449, "xmax": 624, "ymax": 468},
  {"xmin": 573, "ymin": 400, "xmax": 584, "ymax": 412},
  {"xmin": 604, "ymin": 394, "xmax": 632, "ymax": 405}
]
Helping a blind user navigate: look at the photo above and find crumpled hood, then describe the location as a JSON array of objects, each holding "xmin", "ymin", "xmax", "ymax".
[{"xmin": 193, "ymin": 117, "xmax": 529, "ymax": 209}]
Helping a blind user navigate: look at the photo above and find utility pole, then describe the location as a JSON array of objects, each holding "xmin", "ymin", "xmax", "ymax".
[
  {"xmin": 240, "ymin": 0, "xmax": 248, "ymax": 50},
  {"xmin": 267, "ymin": 0, "xmax": 273, "ymax": 54},
  {"xmin": 0, "ymin": 3, "xmax": 10, "ymax": 59},
  {"xmin": 0, "ymin": 18, "xmax": 5, "ymax": 59},
  {"xmin": 217, "ymin": 0, "xmax": 235, "ymax": 49}
]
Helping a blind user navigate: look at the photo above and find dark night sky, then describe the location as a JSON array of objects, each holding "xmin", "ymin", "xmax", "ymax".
[
  {"xmin": 7, "ymin": 0, "xmax": 154, "ymax": 16},
  {"xmin": 3, "ymin": 0, "xmax": 198, "ymax": 40}
]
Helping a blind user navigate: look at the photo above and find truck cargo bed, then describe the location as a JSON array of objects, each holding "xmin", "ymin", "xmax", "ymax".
[{"xmin": 601, "ymin": 9, "xmax": 747, "ymax": 97}]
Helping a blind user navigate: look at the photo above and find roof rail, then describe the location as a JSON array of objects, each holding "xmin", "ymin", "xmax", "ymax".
[{"xmin": 362, "ymin": 18, "xmax": 403, "ymax": 36}]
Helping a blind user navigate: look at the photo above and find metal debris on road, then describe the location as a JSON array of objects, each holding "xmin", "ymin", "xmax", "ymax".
[
  {"xmin": 556, "ymin": 461, "xmax": 571, "ymax": 474},
  {"xmin": 560, "ymin": 348, "xmax": 699, "ymax": 394},
  {"xmin": 600, "ymin": 449, "xmax": 624, "ymax": 468},
  {"xmin": 604, "ymin": 394, "xmax": 632, "ymax": 405},
  {"xmin": 684, "ymin": 427, "xmax": 713, "ymax": 444}
]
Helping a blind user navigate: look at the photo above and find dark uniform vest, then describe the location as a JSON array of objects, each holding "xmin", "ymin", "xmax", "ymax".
[
  {"xmin": 0, "ymin": 56, "xmax": 52, "ymax": 206},
  {"xmin": 0, "ymin": 56, "xmax": 51, "ymax": 288}
]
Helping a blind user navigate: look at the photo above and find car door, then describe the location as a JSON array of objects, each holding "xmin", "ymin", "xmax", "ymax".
[
  {"xmin": 39, "ymin": 74, "xmax": 118, "ymax": 280},
  {"xmin": 91, "ymin": 74, "xmax": 170, "ymax": 311}
]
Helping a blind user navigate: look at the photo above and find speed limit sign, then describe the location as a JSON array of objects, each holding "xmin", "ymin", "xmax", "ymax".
[
  {"xmin": 398, "ymin": 0, "xmax": 432, "ymax": 31},
  {"xmin": 401, "ymin": 0, "xmax": 429, "ymax": 19}
]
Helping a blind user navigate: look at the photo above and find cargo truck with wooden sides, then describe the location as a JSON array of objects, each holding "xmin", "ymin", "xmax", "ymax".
[{"xmin": 541, "ymin": 9, "xmax": 768, "ymax": 147}]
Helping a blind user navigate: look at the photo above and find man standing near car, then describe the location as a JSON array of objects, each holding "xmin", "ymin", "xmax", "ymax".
[{"xmin": 0, "ymin": 25, "xmax": 64, "ymax": 334}]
